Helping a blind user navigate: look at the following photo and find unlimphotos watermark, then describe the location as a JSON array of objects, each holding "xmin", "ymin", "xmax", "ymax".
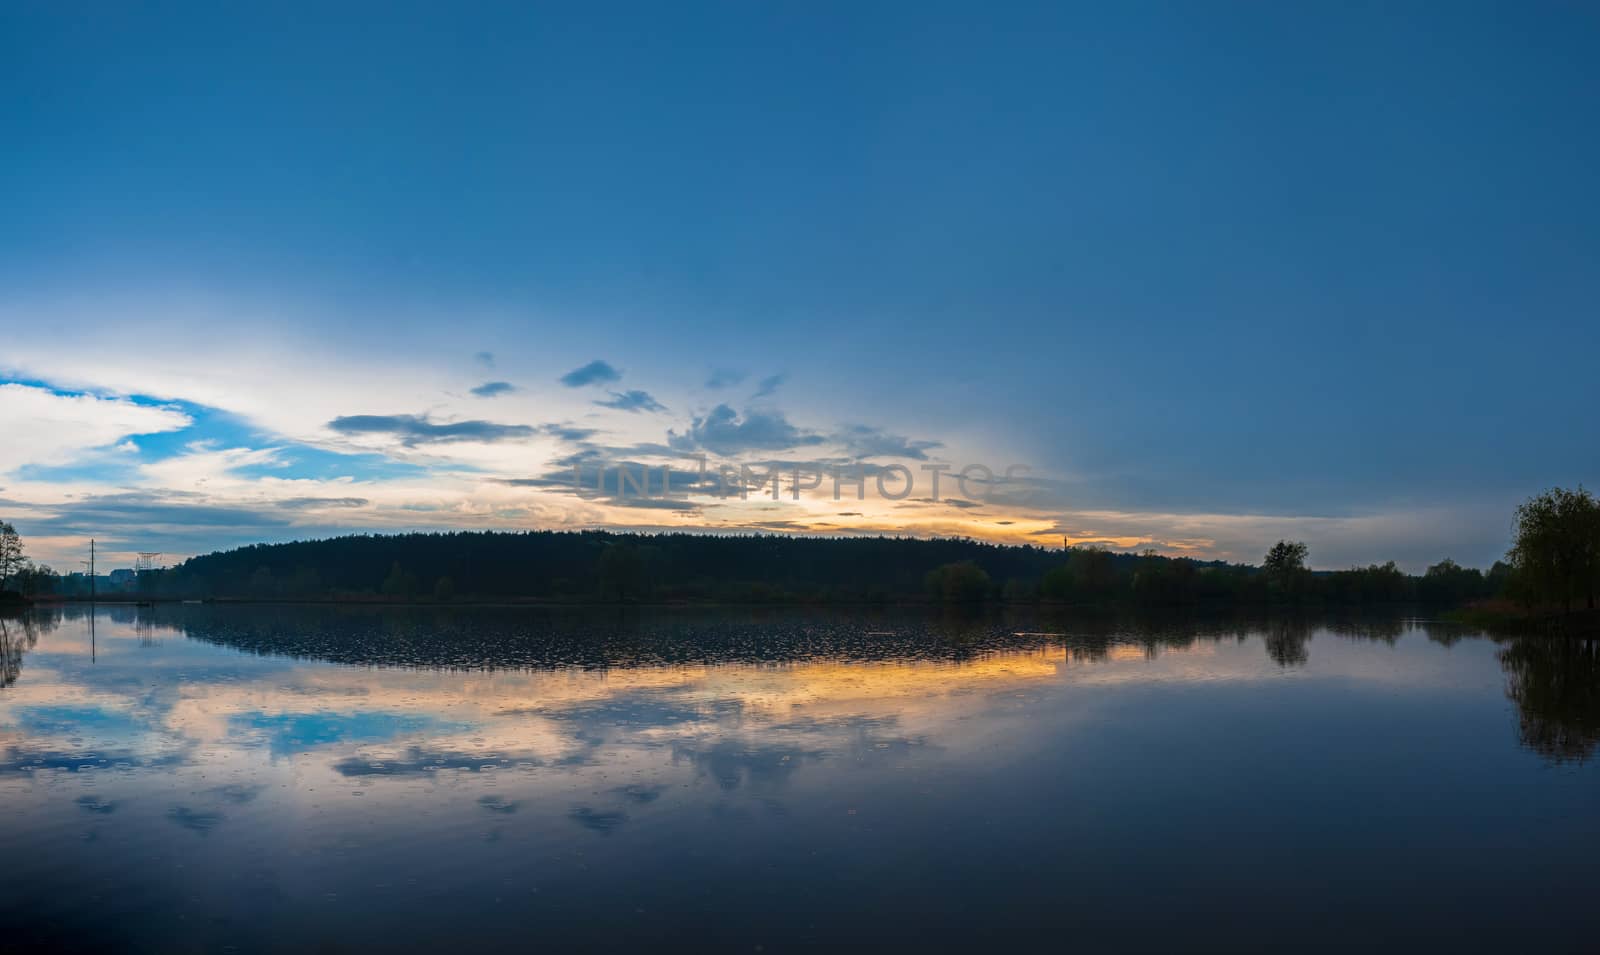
[{"xmin": 571, "ymin": 456, "xmax": 1030, "ymax": 503}]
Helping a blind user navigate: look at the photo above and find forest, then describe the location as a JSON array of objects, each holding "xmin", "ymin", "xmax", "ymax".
[
  {"xmin": 2, "ymin": 486, "xmax": 1593, "ymax": 611},
  {"xmin": 3, "ymin": 527, "xmax": 1504, "ymax": 607}
]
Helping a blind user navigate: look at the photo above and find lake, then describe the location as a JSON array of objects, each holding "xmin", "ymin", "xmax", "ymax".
[{"xmin": 2, "ymin": 605, "xmax": 1598, "ymax": 952}]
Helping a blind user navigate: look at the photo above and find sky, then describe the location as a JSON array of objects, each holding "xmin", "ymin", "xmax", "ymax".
[{"xmin": 2, "ymin": 2, "xmax": 1598, "ymax": 573}]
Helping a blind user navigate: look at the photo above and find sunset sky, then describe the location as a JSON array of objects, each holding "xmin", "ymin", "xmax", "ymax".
[{"xmin": 3, "ymin": 3, "xmax": 1598, "ymax": 572}]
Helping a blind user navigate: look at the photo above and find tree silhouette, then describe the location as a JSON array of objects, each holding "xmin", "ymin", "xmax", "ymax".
[
  {"xmin": 1262, "ymin": 540, "xmax": 1309, "ymax": 600},
  {"xmin": 0, "ymin": 522, "xmax": 25, "ymax": 592},
  {"xmin": 1509, "ymin": 486, "xmax": 1600, "ymax": 612}
]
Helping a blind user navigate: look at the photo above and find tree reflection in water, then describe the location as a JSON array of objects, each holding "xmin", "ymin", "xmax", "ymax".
[
  {"xmin": 1261, "ymin": 618, "xmax": 1312, "ymax": 667},
  {"xmin": 13, "ymin": 603, "xmax": 1600, "ymax": 769},
  {"xmin": 0, "ymin": 610, "xmax": 59, "ymax": 689},
  {"xmin": 1500, "ymin": 636, "xmax": 1600, "ymax": 763}
]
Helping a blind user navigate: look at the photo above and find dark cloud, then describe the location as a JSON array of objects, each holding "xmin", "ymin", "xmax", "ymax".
[
  {"xmin": 834, "ymin": 425, "xmax": 942, "ymax": 461},
  {"xmin": 541, "ymin": 424, "xmax": 599, "ymax": 442},
  {"xmin": 470, "ymin": 381, "xmax": 516, "ymax": 398},
  {"xmin": 595, "ymin": 390, "xmax": 667, "ymax": 413},
  {"xmin": 559, "ymin": 360, "xmax": 621, "ymax": 388},
  {"xmin": 705, "ymin": 368, "xmax": 746, "ymax": 389},
  {"xmin": 275, "ymin": 497, "xmax": 370, "ymax": 510},
  {"xmin": 608, "ymin": 497, "xmax": 701, "ymax": 511},
  {"xmin": 494, "ymin": 449, "xmax": 712, "ymax": 513},
  {"xmin": 328, "ymin": 413, "xmax": 535, "ymax": 446},
  {"xmin": 746, "ymin": 519, "xmax": 808, "ymax": 530},
  {"xmin": 26, "ymin": 492, "xmax": 294, "ymax": 534},
  {"xmin": 668, "ymin": 404, "xmax": 824, "ymax": 456},
  {"xmin": 753, "ymin": 373, "xmax": 786, "ymax": 398}
]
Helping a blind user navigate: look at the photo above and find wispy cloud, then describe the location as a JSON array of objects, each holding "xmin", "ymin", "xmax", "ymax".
[
  {"xmin": 473, "ymin": 351, "xmax": 495, "ymax": 368},
  {"xmin": 559, "ymin": 360, "xmax": 621, "ymax": 388},
  {"xmin": 705, "ymin": 368, "xmax": 745, "ymax": 389},
  {"xmin": 595, "ymin": 390, "xmax": 666, "ymax": 413},
  {"xmin": 470, "ymin": 381, "xmax": 515, "ymax": 398},
  {"xmin": 834, "ymin": 425, "xmax": 942, "ymax": 461},
  {"xmin": 753, "ymin": 374, "xmax": 785, "ymax": 399},
  {"xmin": 327, "ymin": 413, "xmax": 535, "ymax": 446},
  {"xmin": 541, "ymin": 424, "xmax": 600, "ymax": 442}
]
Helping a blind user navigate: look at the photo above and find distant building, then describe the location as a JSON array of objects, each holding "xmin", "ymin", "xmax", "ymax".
[{"xmin": 109, "ymin": 569, "xmax": 137, "ymax": 589}]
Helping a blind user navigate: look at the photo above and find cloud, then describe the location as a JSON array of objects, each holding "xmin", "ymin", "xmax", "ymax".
[
  {"xmin": 0, "ymin": 382, "xmax": 193, "ymax": 471},
  {"xmin": 327, "ymin": 413, "xmax": 536, "ymax": 446},
  {"xmin": 473, "ymin": 351, "xmax": 495, "ymax": 368},
  {"xmin": 559, "ymin": 360, "xmax": 621, "ymax": 388},
  {"xmin": 753, "ymin": 374, "xmax": 785, "ymax": 399},
  {"xmin": 274, "ymin": 497, "xmax": 370, "ymax": 510},
  {"xmin": 834, "ymin": 425, "xmax": 942, "ymax": 461},
  {"xmin": 541, "ymin": 424, "xmax": 599, "ymax": 442},
  {"xmin": 602, "ymin": 497, "xmax": 701, "ymax": 512},
  {"xmin": 470, "ymin": 381, "xmax": 515, "ymax": 398},
  {"xmin": 25, "ymin": 491, "xmax": 294, "ymax": 533},
  {"xmin": 595, "ymin": 390, "xmax": 667, "ymax": 413},
  {"xmin": 705, "ymin": 368, "xmax": 746, "ymax": 389},
  {"xmin": 667, "ymin": 405, "xmax": 825, "ymax": 456}
]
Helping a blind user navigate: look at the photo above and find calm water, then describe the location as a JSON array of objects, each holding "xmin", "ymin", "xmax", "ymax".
[{"xmin": 2, "ymin": 605, "xmax": 1598, "ymax": 952}]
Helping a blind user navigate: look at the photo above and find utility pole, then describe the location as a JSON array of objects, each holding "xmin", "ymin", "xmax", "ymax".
[{"xmin": 80, "ymin": 540, "xmax": 97, "ymax": 663}]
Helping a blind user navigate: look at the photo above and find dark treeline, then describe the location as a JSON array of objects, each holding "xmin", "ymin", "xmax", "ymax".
[
  {"xmin": 98, "ymin": 530, "xmax": 1506, "ymax": 607},
  {"xmin": 6, "ymin": 484, "xmax": 1592, "ymax": 610}
]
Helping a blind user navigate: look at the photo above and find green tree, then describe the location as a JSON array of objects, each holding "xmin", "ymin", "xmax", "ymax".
[
  {"xmin": 433, "ymin": 576, "xmax": 457, "ymax": 602},
  {"xmin": 924, "ymin": 561, "xmax": 991, "ymax": 603},
  {"xmin": 1509, "ymin": 486, "xmax": 1600, "ymax": 612}
]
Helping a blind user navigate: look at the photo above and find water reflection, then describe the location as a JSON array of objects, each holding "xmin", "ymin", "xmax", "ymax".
[
  {"xmin": 2, "ymin": 605, "xmax": 1599, "ymax": 950},
  {"xmin": 0, "ymin": 611, "xmax": 51, "ymax": 688},
  {"xmin": 6, "ymin": 606, "xmax": 1600, "ymax": 766},
  {"xmin": 1501, "ymin": 637, "xmax": 1600, "ymax": 763}
]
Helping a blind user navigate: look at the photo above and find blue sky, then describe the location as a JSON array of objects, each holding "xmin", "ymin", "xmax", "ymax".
[{"xmin": 2, "ymin": 2, "xmax": 1597, "ymax": 571}]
